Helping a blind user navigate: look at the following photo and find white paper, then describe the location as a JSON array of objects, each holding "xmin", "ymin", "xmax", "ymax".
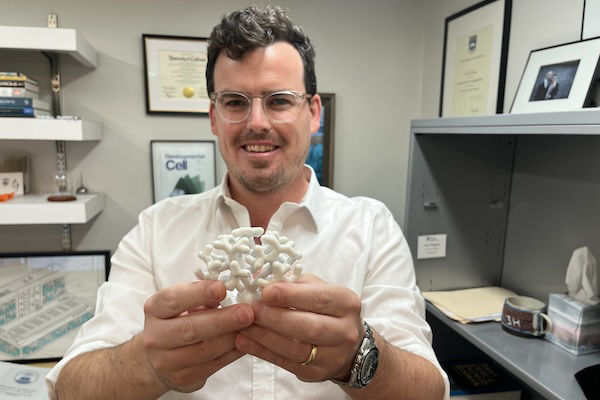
[
  {"xmin": 417, "ymin": 234, "xmax": 447, "ymax": 260},
  {"xmin": 0, "ymin": 172, "xmax": 24, "ymax": 195},
  {"xmin": 0, "ymin": 361, "xmax": 50, "ymax": 399}
]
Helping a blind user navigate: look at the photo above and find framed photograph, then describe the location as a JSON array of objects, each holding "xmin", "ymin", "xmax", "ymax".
[
  {"xmin": 142, "ymin": 34, "xmax": 209, "ymax": 115},
  {"xmin": 306, "ymin": 93, "xmax": 335, "ymax": 188},
  {"xmin": 440, "ymin": 0, "xmax": 512, "ymax": 117},
  {"xmin": 151, "ymin": 140, "xmax": 217, "ymax": 203},
  {"xmin": 582, "ymin": 0, "xmax": 600, "ymax": 40},
  {"xmin": 0, "ymin": 251, "xmax": 110, "ymax": 363},
  {"xmin": 510, "ymin": 38, "xmax": 600, "ymax": 114}
]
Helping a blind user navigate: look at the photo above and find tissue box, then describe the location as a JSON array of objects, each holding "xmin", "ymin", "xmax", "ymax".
[{"xmin": 546, "ymin": 293, "xmax": 600, "ymax": 355}]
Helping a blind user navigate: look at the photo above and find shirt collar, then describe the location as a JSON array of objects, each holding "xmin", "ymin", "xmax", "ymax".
[{"xmin": 216, "ymin": 165, "xmax": 324, "ymax": 232}]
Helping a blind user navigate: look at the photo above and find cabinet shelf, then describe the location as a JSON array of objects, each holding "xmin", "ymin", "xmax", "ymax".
[
  {"xmin": 0, "ymin": 26, "xmax": 97, "ymax": 68},
  {"xmin": 427, "ymin": 304, "xmax": 599, "ymax": 400},
  {"xmin": 0, "ymin": 193, "xmax": 104, "ymax": 225},
  {"xmin": 0, "ymin": 118, "xmax": 101, "ymax": 141},
  {"xmin": 413, "ymin": 109, "xmax": 600, "ymax": 135}
]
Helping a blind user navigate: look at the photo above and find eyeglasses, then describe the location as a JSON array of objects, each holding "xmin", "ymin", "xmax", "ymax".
[{"xmin": 210, "ymin": 90, "xmax": 312, "ymax": 123}]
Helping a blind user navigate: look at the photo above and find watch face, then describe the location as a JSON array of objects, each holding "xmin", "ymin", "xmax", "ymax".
[{"xmin": 359, "ymin": 347, "xmax": 379, "ymax": 386}]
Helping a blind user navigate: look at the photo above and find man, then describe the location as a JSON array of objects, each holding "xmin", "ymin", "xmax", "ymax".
[
  {"xmin": 533, "ymin": 70, "xmax": 559, "ymax": 100},
  {"xmin": 48, "ymin": 6, "xmax": 448, "ymax": 399}
]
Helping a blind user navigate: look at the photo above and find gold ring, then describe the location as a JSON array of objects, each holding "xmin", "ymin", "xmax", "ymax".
[{"xmin": 302, "ymin": 344, "xmax": 318, "ymax": 366}]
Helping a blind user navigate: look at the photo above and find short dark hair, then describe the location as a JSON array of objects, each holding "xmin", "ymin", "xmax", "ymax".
[{"xmin": 206, "ymin": 5, "xmax": 316, "ymax": 96}]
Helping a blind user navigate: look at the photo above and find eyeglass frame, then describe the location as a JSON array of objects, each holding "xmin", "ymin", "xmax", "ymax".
[{"xmin": 209, "ymin": 90, "xmax": 313, "ymax": 123}]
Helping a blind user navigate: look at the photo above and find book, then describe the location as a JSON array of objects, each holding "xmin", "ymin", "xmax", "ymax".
[
  {"xmin": 0, "ymin": 80, "xmax": 39, "ymax": 92},
  {"xmin": 0, "ymin": 106, "xmax": 35, "ymax": 117},
  {"xmin": 0, "ymin": 73, "xmax": 39, "ymax": 85},
  {"xmin": 0, "ymin": 87, "xmax": 39, "ymax": 99},
  {"xmin": 444, "ymin": 360, "xmax": 521, "ymax": 399},
  {"xmin": 0, "ymin": 97, "xmax": 50, "ymax": 111}
]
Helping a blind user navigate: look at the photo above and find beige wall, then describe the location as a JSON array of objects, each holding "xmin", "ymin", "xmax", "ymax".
[
  {"xmin": 0, "ymin": 0, "xmax": 588, "ymax": 254},
  {"xmin": 0, "ymin": 0, "xmax": 428, "ymax": 253}
]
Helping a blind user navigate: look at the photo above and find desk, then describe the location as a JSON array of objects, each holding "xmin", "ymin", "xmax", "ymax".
[{"xmin": 427, "ymin": 303, "xmax": 600, "ymax": 400}]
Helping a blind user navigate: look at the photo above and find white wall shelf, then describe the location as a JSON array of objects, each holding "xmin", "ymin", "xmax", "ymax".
[
  {"xmin": 0, "ymin": 118, "xmax": 102, "ymax": 141},
  {"xmin": 0, "ymin": 26, "xmax": 98, "ymax": 68},
  {"xmin": 0, "ymin": 193, "xmax": 104, "ymax": 225}
]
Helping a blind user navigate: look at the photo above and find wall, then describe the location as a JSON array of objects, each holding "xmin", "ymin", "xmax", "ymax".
[{"xmin": 0, "ymin": 0, "xmax": 428, "ymax": 254}]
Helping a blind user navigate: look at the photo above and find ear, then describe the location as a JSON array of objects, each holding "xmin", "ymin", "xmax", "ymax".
[
  {"xmin": 309, "ymin": 94, "xmax": 322, "ymax": 134},
  {"xmin": 209, "ymin": 101, "xmax": 218, "ymax": 136}
]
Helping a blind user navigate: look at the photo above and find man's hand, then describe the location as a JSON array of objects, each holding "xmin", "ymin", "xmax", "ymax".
[
  {"xmin": 234, "ymin": 274, "xmax": 363, "ymax": 382},
  {"xmin": 142, "ymin": 280, "xmax": 254, "ymax": 392}
]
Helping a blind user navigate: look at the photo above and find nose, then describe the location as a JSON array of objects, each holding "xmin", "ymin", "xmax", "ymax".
[{"xmin": 246, "ymin": 97, "xmax": 271, "ymax": 132}]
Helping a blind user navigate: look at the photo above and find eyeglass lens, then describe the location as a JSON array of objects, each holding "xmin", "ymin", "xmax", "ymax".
[{"xmin": 215, "ymin": 92, "xmax": 302, "ymax": 123}]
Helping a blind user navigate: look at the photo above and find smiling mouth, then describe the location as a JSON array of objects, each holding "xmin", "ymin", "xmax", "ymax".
[{"xmin": 244, "ymin": 145, "xmax": 277, "ymax": 153}]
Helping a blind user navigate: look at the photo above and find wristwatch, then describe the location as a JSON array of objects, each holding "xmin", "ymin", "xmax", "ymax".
[{"xmin": 331, "ymin": 320, "xmax": 379, "ymax": 388}]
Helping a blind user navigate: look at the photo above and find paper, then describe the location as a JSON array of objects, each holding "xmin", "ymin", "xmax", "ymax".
[
  {"xmin": 423, "ymin": 286, "xmax": 517, "ymax": 323},
  {"xmin": 0, "ymin": 361, "xmax": 50, "ymax": 399},
  {"xmin": 566, "ymin": 247, "xmax": 599, "ymax": 305},
  {"xmin": 417, "ymin": 234, "xmax": 447, "ymax": 260}
]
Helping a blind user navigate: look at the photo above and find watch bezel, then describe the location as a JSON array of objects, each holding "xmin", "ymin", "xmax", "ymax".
[{"xmin": 357, "ymin": 345, "xmax": 379, "ymax": 386}]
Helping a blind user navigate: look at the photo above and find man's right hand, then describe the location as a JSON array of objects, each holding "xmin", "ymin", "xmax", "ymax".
[{"xmin": 141, "ymin": 280, "xmax": 254, "ymax": 393}]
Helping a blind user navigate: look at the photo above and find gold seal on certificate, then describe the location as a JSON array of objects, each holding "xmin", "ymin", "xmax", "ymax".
[{"xmin": 183, "ymin": 86, "xmax": 195, "ymax": 98}]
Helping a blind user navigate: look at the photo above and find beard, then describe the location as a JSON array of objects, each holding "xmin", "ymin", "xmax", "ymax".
[{"xmin": 221, "ymin": 131, "xmax": 310, "ymax": 195}]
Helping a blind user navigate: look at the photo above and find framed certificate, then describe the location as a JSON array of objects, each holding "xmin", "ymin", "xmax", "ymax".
[
  {"xmin": 440, "ymin": 0, "xmax": 512, "ymax": 117},
  {"xmin": 143, "ymin": 34, "xmax": 210, "ymax": 114},
  {"xmin": 0, "ymin": 251, "xmax": 110, "ymax": 363},
  {"xmin": 150, "ymin": 140, "xmax": 217, "ymax": 203}
]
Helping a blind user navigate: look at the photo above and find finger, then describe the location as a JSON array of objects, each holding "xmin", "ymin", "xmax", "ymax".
[
  {"xmin": 260, "ymin": 279, "xmax": 361, "ymax": 318},
  {"xmin": 160, "ymin": 348, "xmax": 245, "ymax": 393},
  {"xmin": 145, "ymin": 281, "xmax": 226, "ymax": 319},
  {"xmin": 147, "ymin": 304, "xmax": 254, "ymax": 348},
  {"xmin": 238, "ymin": 324, "xmax": 314, "ymax": 364},
  {"xmin": 147, "ymin": 332, "xmax": 238, "ymax": 373},
  {"xmin": 251, "ymin": 303, "xmax": 352, "ymax": 346},
  {"xmin": 234, "ymin": 334, "xmax": 327, "ymax": 382}
]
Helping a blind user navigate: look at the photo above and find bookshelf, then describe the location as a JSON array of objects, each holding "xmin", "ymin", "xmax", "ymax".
[
  {"xmin": 0, "ymin": 23, "xmax": 103, "ymax": 237},
  {"xmin": 406, "ymin": 110, "xmax": 600, "ymax": 400}
]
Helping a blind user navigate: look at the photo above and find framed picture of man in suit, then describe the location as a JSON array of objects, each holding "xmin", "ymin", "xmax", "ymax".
[{"xmin": 511, "ymin": 37, "xmax": 600, "ymax": 114}]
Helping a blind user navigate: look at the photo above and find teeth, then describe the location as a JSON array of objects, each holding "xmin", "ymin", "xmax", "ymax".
[{"xmin": 246, "ymin": 145, "xmax": 274, "ymax": 153}]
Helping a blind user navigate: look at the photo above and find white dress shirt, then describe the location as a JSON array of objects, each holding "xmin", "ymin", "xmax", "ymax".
[{"xmin": 46, "ymin": 167, "xmax": 449, "ymax": 399}]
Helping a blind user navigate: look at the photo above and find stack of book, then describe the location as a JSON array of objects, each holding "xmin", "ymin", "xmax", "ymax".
[{"xmin": 0, "ymin": 72, "xmax": 51, "ymax": 117}]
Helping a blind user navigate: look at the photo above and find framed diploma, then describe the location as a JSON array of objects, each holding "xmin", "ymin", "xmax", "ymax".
[
  {"xmin": 151, "ymin": 140, "xmax": 217, "ymax": 203},
  {"xmin": 582, "ymin": 0, "xmax": 600, "ymax": 40},
  {"xmin": 440, "ymin": 0, "xmax": 512, "ymax": 117},
  {"xmin": 511, "ymin": 38, "xmax": 600, "ymax": 114},
  {"xmin": 305, "ymin": 93, "xmax": 335, "ymax": 188},
  {"xmin": 143, "ymin": 34, "xmax": 209, "ymax": 114}
]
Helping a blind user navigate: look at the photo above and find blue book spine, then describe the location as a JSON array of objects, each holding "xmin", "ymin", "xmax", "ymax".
[
  {"xmin": 0, "ymin": 97, "xmax": 33, "ymax": 107},
  {"xmin": 0, "ymin": 106, "xmax": 34, "ymax": 116}
]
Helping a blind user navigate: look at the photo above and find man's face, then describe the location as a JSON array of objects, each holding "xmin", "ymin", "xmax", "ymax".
[
  {"xmin": 546, "ymin": 71, "xmax": 554, "ymax": 81},
  {"xmin": 210, "ymin": 42, "xmax": 321, "ymax": 195}
]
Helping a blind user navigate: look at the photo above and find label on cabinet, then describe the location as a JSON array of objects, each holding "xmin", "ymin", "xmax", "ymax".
[{"xmin": 417, "ymin": 234, "xmax": 447, "ymax": 260}]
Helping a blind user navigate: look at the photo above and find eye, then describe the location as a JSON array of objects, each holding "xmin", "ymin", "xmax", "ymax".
[
  {"xmin": 266, "ymin": 93, "xmax": 295, "ymax": 109},
  {"xmin": 220, "ymin": 94, "xmax": 249, "ymax": 109}
]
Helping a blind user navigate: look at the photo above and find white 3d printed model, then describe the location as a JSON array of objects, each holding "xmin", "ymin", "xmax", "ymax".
[{"xmin": 195, "ymin": 227, "xmax": 303, "ymax": 305}]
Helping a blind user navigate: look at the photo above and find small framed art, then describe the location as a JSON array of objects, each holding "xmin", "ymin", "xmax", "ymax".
[
  {"xmin": 306, "ymin": 93, "xmax": 335, "ymax": 188},
  {"xmin": 151, "ymin": 140, "xmax": 217, "ymax": 203},
  {"xmin": 143, "ymin": 34, "xmax": 210, "ymax": 114},
  {"xmin": 0, "ymin": 251, "xmax": 110, "ymax": 363},
  {"xmin": 511, "ymin": 38, "xmax": 600, "ymax": 114}
]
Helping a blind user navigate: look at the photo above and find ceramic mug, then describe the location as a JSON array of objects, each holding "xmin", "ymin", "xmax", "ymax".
[{"xmin": 501, "ymin": 296, "xmax": 552, "ymax": 338}]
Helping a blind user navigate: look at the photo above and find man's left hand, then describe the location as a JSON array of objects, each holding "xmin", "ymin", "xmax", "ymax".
[{"xmin": 235, "ymin": 273, "xmax": 363, "ymax": 382}]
